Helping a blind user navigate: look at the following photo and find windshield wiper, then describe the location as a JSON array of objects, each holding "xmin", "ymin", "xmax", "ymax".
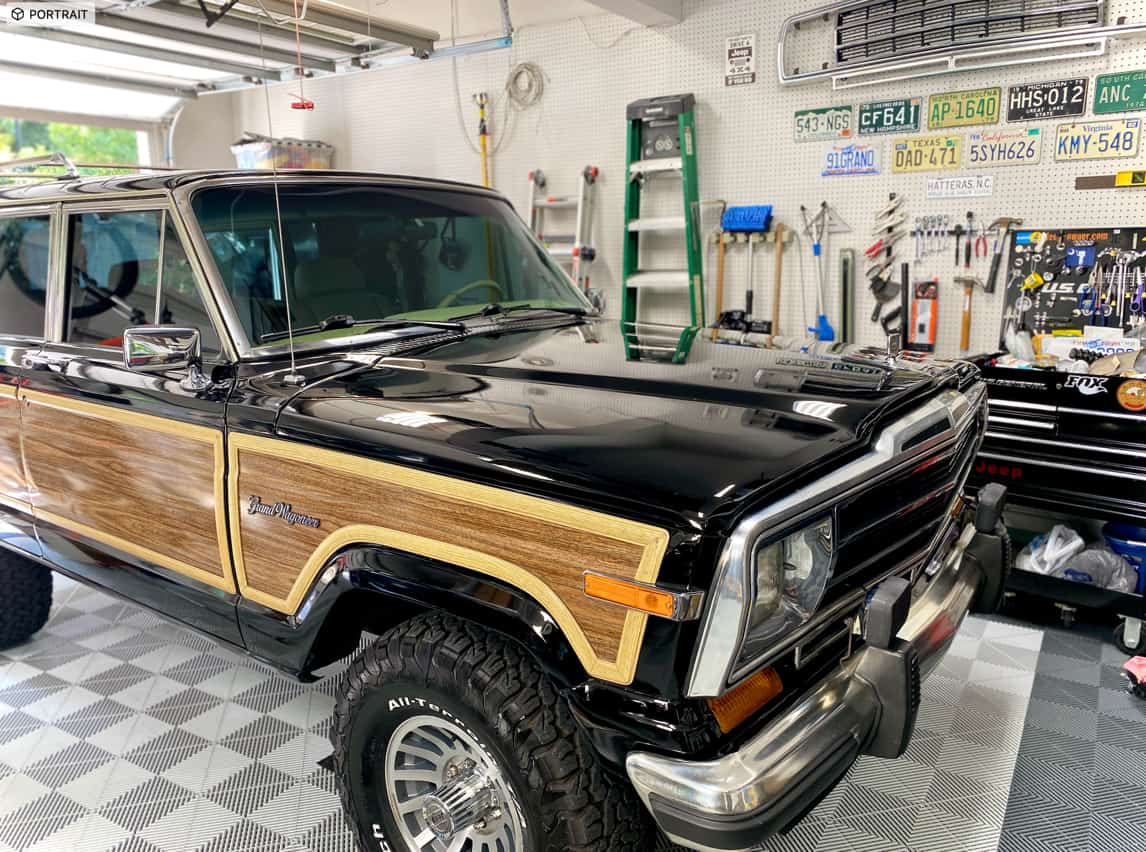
[
  {"xmin": 260, "ymin": 315, "xmax": 465, "ymax": 343},
  {"xmin": 447, "ymin": 303, "xmax": 589, "ymax": 321}
]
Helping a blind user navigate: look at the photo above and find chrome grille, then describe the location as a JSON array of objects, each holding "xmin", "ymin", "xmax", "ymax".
[{"xmin": 836, "ymin": 0, "xmax": 1104, "ymax": 65}]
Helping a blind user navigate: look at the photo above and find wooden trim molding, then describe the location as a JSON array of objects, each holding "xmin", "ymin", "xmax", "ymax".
[
  {"xmin": 19, "ymin": 389, "xmax": 234, "ymax": 594},
  {"xmin": 228, "ymin": 433, "xmax": 670, "ymax": 685}
]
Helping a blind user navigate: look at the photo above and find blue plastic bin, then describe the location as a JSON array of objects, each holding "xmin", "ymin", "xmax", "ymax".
[{"xmin": 1103, "ymin": 522, "xmax": 1146, "ymax": 595}]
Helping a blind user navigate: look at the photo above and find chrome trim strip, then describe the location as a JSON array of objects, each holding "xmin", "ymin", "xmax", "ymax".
[
  {"xmin": 628, "ymin": 522, "xmax": 981, "ymax": 840},
  {"xmin": 979, "ymin": 451, "xmax": 1146, "ymax": 482},
  {"xmin": 1059, "ymin": 406, "xmax": 1146, "ymax": 422},
  {"xmin": 988, "ymin": 399, "xmax": 1057, "ymax": 413},
  {"xmin": 987, "ymin": 415, "xmax": 1055, "ymax": 430},
  {"xmin": 983, "ymin": 430, "xmax": 1146, "ymax": 459},
  {"xmin": 685, "ymin": 386, "xmax": 982, "ymax": 698}
]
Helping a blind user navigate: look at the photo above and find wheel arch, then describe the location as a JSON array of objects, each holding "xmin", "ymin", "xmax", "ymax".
[{"xmin": 249, "ymin": 542, "xmax": 592, "ymax": 688}]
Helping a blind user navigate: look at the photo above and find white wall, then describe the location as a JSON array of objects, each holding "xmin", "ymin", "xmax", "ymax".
[
  {"xmin": 172, "ymin": 0, "xmax": 1146, "ymax": 357},
  {"xmin": 170, "ymin": 95, "xmax": 240, "ymax": 169}
]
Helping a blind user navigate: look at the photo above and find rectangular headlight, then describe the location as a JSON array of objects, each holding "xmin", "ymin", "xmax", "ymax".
[{"xmin": 736, "ymin": 518, "xmax": 834, "ymax": 672}]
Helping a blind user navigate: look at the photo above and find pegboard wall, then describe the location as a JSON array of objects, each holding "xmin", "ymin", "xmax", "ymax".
[{"xmin": 201, "ymin": 0, "xmax": 1146, "ymax": 358}]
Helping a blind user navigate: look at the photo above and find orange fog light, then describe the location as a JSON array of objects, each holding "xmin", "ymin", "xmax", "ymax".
[
  {"xmin": 583, "ymin": 573, "xmax": 676, "ymax": 618},
  {"xmin": 708, "ymin": 668, "xmax": 783, "ymax": 734}
]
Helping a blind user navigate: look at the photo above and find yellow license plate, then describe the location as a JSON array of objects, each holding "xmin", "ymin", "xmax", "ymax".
[
  {"xmin": 892, "ymin": 135, "xmax": 963, "ymax": 173},
  {"xmin": 929, "ymin": 87, "xmax": 1001, "ymax": 128},
  {"xmin": 1055, "ymin": 119, "xmax": 1142, "ymax": 161}
]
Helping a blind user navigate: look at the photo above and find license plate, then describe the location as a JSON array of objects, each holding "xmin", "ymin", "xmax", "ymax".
[
  {"xmin": 794, "ymin": 106, "xmax": 853, "ymax": 142},
  {"xmin": 822, "ymin": 143, "xmax": 880, "ymax": 177},
  {"xmin": 858, "ymin": 97, "xmax": 921, "ymax": 135},
  {"xmin": 929, "ymin": 87, "xmax": 1001, "ymax": 128},
  {"xmin": 966, "ymin": 128, "xmax": 1042, "ymax": 167},
  {"xmin": 1055, "ymin": 119, "xmax": 1141, "ymax": 161},
  {"xmin": 1094, "ymin": 70, "xmax": 1146, "ymax": 114},
  {"xmin": 1007, "ymin": 78, "xmax": 1087, "ymax": 121},
  {"xmin": 892, "ymin": 134, "xmax": 962, "ymax": 173}
]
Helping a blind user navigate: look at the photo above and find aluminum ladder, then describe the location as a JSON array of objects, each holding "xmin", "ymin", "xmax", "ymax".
[
  {"xmin": 527, "ymin": 165, "xmax": 599, "ymax": 292},
  {"xmin": 621, "ymin": 93, "xmax": 704, "ymax": 364}
]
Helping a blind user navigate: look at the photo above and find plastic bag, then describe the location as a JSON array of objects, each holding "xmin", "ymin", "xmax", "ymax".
[
  {"xmin": 1058, "ymin": 547, "xmax": 1138, "ymax": 593},
  {"xmin": 1016, "ymin": 525, "xmax": 1085, "ymax": 576}
]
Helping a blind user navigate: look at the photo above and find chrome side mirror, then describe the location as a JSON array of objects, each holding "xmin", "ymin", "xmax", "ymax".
[
  {"xmin": 123, "ymin": 327, "xmax": 211, "ymax": 391},
  {"xmin": 586, "ymin": 288, "xmax": 607, "ymax": 315}
]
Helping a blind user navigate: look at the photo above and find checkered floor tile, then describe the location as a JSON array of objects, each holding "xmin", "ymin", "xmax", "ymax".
[
  {"xmin": 759, "ymin": 616, "xmax": 1044, "ymax": 852},
  {"xmin": 0, "ymin": 577, "xmax": 356, "ymax": 852},
  {"xmin": 4, "ymin": 575, "xmax": 1140, "ymax": 852}
]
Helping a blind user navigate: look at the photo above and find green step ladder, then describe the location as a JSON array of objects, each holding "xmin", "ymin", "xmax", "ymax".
[{"xmin": 621, "ymin": 94, "xmax": 704, "ymax": 363}]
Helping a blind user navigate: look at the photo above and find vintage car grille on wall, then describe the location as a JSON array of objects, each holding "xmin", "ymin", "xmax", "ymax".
[
  {"xmin": 777, "ymin": 0, "xmax": 1120, "ymax": 86},
  {"xmin": 835, "ymin": 0, "xmax": 1104, "ymax": 65}
]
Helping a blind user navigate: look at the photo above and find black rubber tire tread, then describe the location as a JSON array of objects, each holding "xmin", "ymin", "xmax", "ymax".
[
  {"xmin": 0, "ymin": 550, "xmax": 52, "ymax": 649},
  {"xmin": 331, "ymin": 611, "xmax": 651, "ymax": 852}
]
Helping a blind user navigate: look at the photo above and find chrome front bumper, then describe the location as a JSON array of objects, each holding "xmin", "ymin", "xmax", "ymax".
[{"xmin": 626, "ymin": 522, "xmax": 984, "ymax": 852}]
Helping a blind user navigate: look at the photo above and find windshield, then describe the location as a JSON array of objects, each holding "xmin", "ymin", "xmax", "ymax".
[{"xmin": 190, "ymin": 182, "xmax": 590, "ymax": 348}]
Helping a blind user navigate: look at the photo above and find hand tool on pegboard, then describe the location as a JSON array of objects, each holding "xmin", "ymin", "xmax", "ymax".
[
  {"xmin": 711, "ymin": 230, "xmax": 728, "ymax": 341},
  {"xmin": 841, "ymin": 248, "xmax": 855, "ymax": 343},
  {"xmin": 800, "ymin": 201, "xmax": 849, "ymax": 341},
  {"xmin": 964, "ymin": 211, "xmax": 974, "ymax": 269},
  {"xmin": 772, "ymin": 222, "xmax": 786, "ymax": 338},
  {"xmin": 985, "ymin": 217, "xmax": 1022, "ymax": 293},
  {"xmin": 952, "ymin": 223, "xmax": 964, "ymax": 268},
  {"xmin": 722, "ymin": 205, "xmax": 773, "ymax": 319},
  {"xmin": 955, "ymin": 275, "xmax": 984, "ymax": 352}
]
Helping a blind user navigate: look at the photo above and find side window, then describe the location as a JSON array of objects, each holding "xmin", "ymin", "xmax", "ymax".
[
  {"xmin": 0, "ymin": 214, "xmax": 51, "ymax": 338},
  {"xmin": 66, "ymin": 210, "xmax": 161, "ymax": 348},
  {"xmin": 157, "ymin": 220, "xmax": 222, "ymax": 358}
]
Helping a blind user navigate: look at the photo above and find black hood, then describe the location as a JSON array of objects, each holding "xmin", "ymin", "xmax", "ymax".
[{"xmin": 276, "ymin": 319, "xmax": 974, "ymax": 529}]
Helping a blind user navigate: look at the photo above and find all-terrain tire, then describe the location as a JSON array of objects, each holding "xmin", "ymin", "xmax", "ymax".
[
  {"xmin": 331, "ymin": 612, "xmax": 651, "ymax": 852},
  {"xmin": 0, "ymin": 550, "xmax": 52, "ymax": 648}
]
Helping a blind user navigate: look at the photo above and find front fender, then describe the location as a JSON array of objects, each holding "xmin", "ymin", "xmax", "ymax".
[{"xmin": 237, "ymin": 544, "xmax": 590, "ymax": 687}]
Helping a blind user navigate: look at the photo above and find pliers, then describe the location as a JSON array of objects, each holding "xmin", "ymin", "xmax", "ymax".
[{"xmin": 974, "ymin": 226, "xmax": 989, "ymax": 260}]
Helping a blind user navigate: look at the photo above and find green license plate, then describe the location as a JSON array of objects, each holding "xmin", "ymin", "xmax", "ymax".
[
  {"xmin": 928, "ymin": 87, "xmax": 1001, "ymax": 129},
  {"xmin": 858, "ymin": 98, "xmax": 921, "ymax": 135},
  {"xmin": 1094, "ymin": 70, "xmax": 1146, "ymax": 114}
]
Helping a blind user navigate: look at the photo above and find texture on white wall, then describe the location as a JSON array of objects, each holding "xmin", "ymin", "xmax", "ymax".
[{"xmin": 178, "ymin": 0, "xmax": 1146, "ymax": 358}]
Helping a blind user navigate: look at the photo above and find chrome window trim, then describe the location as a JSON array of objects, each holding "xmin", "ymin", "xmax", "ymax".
[
  {"xmin": 0, "ymin": 203, "xmax": 56, "ymax": 342},
  {"xmin": 685, "ymin": 385, "xmax": 983, "ymax": 698},
  {"xmin": 51, "ymin": 196, "xmax": 237, "ymax": 363},
  {"xmin": 170, "ymin": 174, "xmax": 580, "ymax": 360}
]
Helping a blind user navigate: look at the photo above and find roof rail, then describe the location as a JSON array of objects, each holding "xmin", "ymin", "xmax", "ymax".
[{"xmin": 0, "ymin": 153, "xmax": 178, "ymax": 183}]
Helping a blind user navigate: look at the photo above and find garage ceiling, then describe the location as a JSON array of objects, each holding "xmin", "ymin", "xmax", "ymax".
[{"xmin": 0, "ymin": 0, "xmax": 541, "ymax": 123}]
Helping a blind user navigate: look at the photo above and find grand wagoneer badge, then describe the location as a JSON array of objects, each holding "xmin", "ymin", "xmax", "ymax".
[{"xmin": 247, "ymin": 496, "xmax": 322, "ymax": 529}]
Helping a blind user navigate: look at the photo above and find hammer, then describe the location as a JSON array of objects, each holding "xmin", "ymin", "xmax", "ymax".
[
  {"xmin": 955, "ymin": 275, "xmax": 984, "ymax": 351},
  {"xmin": 986, "ymin": 217, "xmax": 1023, "ymax": 294}
]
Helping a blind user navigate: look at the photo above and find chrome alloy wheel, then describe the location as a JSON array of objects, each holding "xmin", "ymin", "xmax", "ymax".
[{"xmin": 383, "ymin": 715, "xmax": 526, "ymax": 852}]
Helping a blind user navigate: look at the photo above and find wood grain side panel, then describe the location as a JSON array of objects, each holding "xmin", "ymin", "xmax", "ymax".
[
  {"xmin": 229, "ymin": 434, "xmax": 670, "ymax": 683},
  {"xmin": 21, "ymin": 391, "xmax": 231, "ymax": 590},
  {"xmin": 0, "ymin": 385, "xmax": 27, "ymax": 508}
]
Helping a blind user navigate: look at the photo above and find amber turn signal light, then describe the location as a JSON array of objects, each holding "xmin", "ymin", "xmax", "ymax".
[
  {"xmin": 708, "ymin": 668, "xmax": 783, "ymax": 734},
  {"xmin": 583, "ymin": 573, "xmax": 677, "ymax": 619}
]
